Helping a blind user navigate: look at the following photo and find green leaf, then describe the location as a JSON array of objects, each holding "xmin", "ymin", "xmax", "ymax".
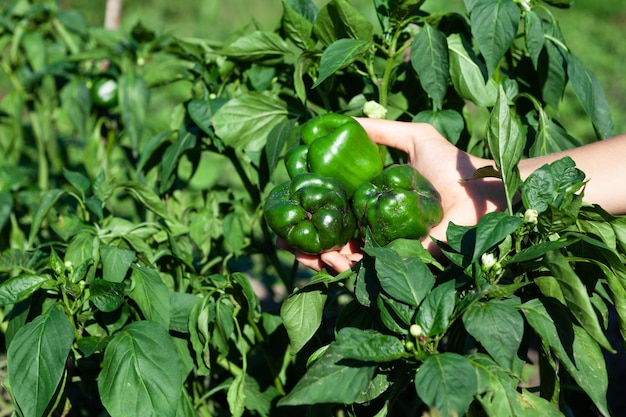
[
  {"xmin": 469, "ymin": 353, "xmax": 524, "ymax": 417},
  {"xmin": 463, "ymin": 300, "xmax": 524, "ymax": 371},
  {"xmin": 414, "ymin": 353, "xmax": 478, "ymax": 417},
  {"xmin": 227, "ymin": 374, "xmax": 246, "ymax": 417},
  {"xmin": 524, "ymin": 10, "xmax": 545, "ymax": 69},
  {"xmin": 219, "ymin": 31, "xmax": 291, "ymax": 62},
  {"xmin": 98, "ymin": 321, "xmax": 183, "ymax": 417},
  {"xmin": 117, "ymin": 180, "xmax": 173, "ymax": 219},
  {"xmin": 8, "ymin": 307, "xmax": 74, "ymax": 417},
  {"xmin": 223, "ymin": 211, "xmax": 246, "ymax": 255},
  {"xmin": 159, "ymin": 125, "xmax": 197, "ymax": 193},
  {"xmin": 60, "ymin": 79, "xmax": 92, "ymax": 141},
  {"xmin": 486, "ymin": 85, "xmax": 524, "ymax": 214},
  {"xmin": 0, "ymin": 274, "xmax": 49, "ymax": 306},
  {"xmin": 294, "ymin": 51, "xmax": 317, "ymax": 103},
  {"xmin": 100, "ymin": 245, "xmax": 136, "ymax": 283},
  {"xmin": 169, "ymin": 292, "xmax": 201, "ymax": 333},
  {"xmin": 465, "ymin": 0, "xmax": 520, "ymax": 77},
  {"xmin": 410, "ymin": 23, "xmax": 449, "ymax": 110},
  {"xmin": 567, "ymin": 53, "xmax": 614, "ymax": 139},
  {"xmin": 277, "ymin": 343, "xmax": 376, "ymax": 406},
  {"xmin": 365, "ymin": 246, "xmax": 435, "ymax": 307},
  {"xmin": 415, "ymin": 279, "xmax": 456, "ymax": 336},
  {"xmin": 543, "ymin": 250, "xmax": 614, "ymax": 352},
  {"xmin": 516, "ymin": 388, "xmax": 564, "ymax": 416},
  {"xmin": 265, "ymin": 118, "xmax": 295, "ymax": 173},
  {"xmin": 89, "ymin": 279, "xmax": 127, "ymax": 312},
  {"xmin": 281, "ymin": 286, "xmax": 327, "ymax": 354},
  {"xmin": 506, "ymin": 239, "xmax": 572, "ymax": 264},
  {"xmin": 118, "ymin": 70, "xmax": 149, "ymax": 152},
  {"xmin": 212, "ymin": 92, "xmax": 289, "ymax": 151},
  {"xmin": 412, "ymin": 109, "xmax": 464, "ymax": 144},
  {"xmin": 541, "ymin": 21, "xmax": 567, "ymax": 109},
  {"xmin": 281, "ymin": 0, "xmax": 316, "ymax": 50},
  {"xmin": 336, "ymin": 327, "xmax": 405, "ymax": 362},
  {"xmin": 521, "ymin": 156, "xmax": 585, "ymax": 213},
  {"xmin": 529, "ymin": 111, "xmax": 580, "ymax": 157},
  {"xmin": 313, "ymin": 38, "xmax": 370, "ymax": 88},
  {"xmin": 473, "ymin": 212, "xmax": 523, "ymax": 262},
  {"xmin": 28, "ymin": 189, "xmax": 66, "ymax": 248},
  {"xmin": 313, "ymin": 0, "xmax": 374, "ymax": 46},
  {"xmin": 569, "ymin": 325, "xmax": 610, "ymax": 416},
  {"xmin": 447, "ymin": 34, "xmax": 497, "ymax": 107},
  {"xmin": 0, "ymin": 191, "xmax": 12, "ymax": 232},
  {"xmin": 130, "ymin": 265, "xmax": 171, "ymax": 328},
  {"xmin": 63, "ymin": 168, "xmax": 91, "ymax": 197}
]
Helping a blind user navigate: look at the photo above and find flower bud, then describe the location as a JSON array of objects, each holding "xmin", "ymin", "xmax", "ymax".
[
  {"xmin": 363, "ymin": 100, "xmax": 387, "ymax": 119},
  {"xmin": 481, "ymin": 253, "xmax": 497, "ymax": 271},
  {"xmin": 523, "ymin": 208, "xmax": 538, "ymax": 225},
  {"xmin": 410, "ymin": 324, "xmax": 423, "ymax": 338}
]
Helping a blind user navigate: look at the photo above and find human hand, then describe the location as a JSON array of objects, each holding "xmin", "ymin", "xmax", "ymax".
[{"xmin": 291, "ymin": 118, "xmax": 508, "ymax": 272}]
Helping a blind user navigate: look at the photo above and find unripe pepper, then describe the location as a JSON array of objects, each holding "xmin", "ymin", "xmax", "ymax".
[
  {"xmin": 264, "ymin": 172, "xmax": 357, "ymax": 254},
  {"xmin": 352, "ymin": 164, "xmax": 443, "ymax": 246},
  {"xmin": 285, "ymin": 113, "xmax": 384, "ymax": 197}
]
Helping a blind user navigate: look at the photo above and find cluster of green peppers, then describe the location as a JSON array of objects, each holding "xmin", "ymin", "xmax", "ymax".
[{"xmin": 264, "ymin": 113, "xmax": 443, "ymax": 254}]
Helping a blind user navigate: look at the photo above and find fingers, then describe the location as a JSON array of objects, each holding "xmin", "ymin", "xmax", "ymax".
[
  {"xmin": 277, "ymin": 237, "xmax": 364, "ymax": 274},
  {"xmin": 355, "ymin": 117, "xmax": 416, "ymax": 153}
]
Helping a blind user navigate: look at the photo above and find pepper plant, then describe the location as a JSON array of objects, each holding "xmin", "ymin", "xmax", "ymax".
[{"xmin": 0, "ymin": 0, "xmax": 624, "ymax": 416}]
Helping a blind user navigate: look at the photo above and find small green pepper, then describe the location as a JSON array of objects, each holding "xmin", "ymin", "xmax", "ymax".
[
  {"xmin": 285, "ymin": 113, "xmax": 383, "ymax": 197},
  {"xmin": 264, "ymin": 172, "xmax": 357, "ymax": 254},
  {"xmin": 90, "ymin": 77, "xmax": 118, "ymax": 108},
  {"xmin": 352, "ymin": 164, "xmax": 443, "ymax": 246}
]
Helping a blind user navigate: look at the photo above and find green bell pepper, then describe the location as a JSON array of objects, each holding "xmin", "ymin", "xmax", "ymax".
[
  {"xmin": 285, "ymin": 113, "xmax": 384, "ymax": 197},
  {"xmin": 264, "ymin": 172, "xmax": 357, "ymax": 254},
  {"xmin": 351, "ymin": 164, "xmax": 443, "ymax": 246}
]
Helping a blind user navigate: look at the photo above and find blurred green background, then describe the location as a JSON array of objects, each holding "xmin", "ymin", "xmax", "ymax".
[{"xmin": 59, "ymin": 0, "xmax": 626, "ymax": 141}]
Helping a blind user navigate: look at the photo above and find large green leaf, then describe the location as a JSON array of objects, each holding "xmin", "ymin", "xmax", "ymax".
[
  {"xmin": 447, "ymin": 34, "xmax": 497, "ymax": 107},
  {"xmin": 473, "ymin": 212, "xmax": 523, "ymax": 262},
  {"xmin": 486, "ymin": 85, "xmax": 524, "ymax": 214},
  {"xmin": 335, "ymin": 327, "xmax": 405, "ymax": 362},
  {"xmin": 410, "ymin": 23, "xmax": 449, "ymax": 110},
  {"xmin": 281, "ymin": 0, "xmax": 316, "ymax": 50},
  {"xmin": 414, "ymin": 352, "xmax": 478, "ymax": 417},
  {"xmin": 312, "ymin": 38, "xmax": 370, "ymax": 88},
  {"xmin": 212, "ymin": 92, "xmax": 290, "ymax": 151},
  {"xmin": 465, "ymin": 0, "xmax": 520, "ymax": 77},
  {"xmin": 159, "ymin": 124, "xmax": 197, "ymax": 193},
  {"xmin": 218, "ymin": 31, "xmax": 291, "ymax": 62},
  {"xmin": 100, "ymin": 245, "xmax": 136, "ymax": 283},
  {"xmin": 313, "ymin": 0, "xmax": 373, "ymax": 46},
  {"xmin": 521, "ymin": 298, "xmax": 610, "ymax": 416},
  {"xmin": 277, "ymin": 343, "xmax": 376, "ymax": 406},
  {"xmin": 415, "ymin": 279, "xmax": 455, "ymax": 336},
  {"xmin": 118, "ymin": 70, "xmax": 149, "ymax": 153},
  {"xmin": 365, "ymin": 246, "xmax": 435, "ymax": 308},
  {"xmin": 524, "ymin": 10, "xmax": 545, "ymax": 69},
  {"xmin": 280, "ymin": 286, "xmax": 327, "ymax": 353},
  {"xmin": 412, "ymin": 109, "xmax": 465, "ymax": 145},
  {"xmin": 27, "ymin": 188, "xmax": 66, "ymax": 248},
  {"xmin": 0, "ymin": 274, "xmax": 50, "ymax": 306},
  {"xmin": 8, "ymin": 307, "xmax": 74, "ymax": 417},
  {"xmin": 469, "ymin": 353, "xmax": 524, "ymax": 417},
  {"xmin": 98, "ymin": 321, "xmax": 183, "ymax": 417},
  {"xmin": 543, "ymin": 250, "xmax": 614, "ymax": 352},
  {"xmin": 463, "ymin": 300, "xmax": 524, "ymax": 372},
  {"xmin": 567, "ymin": 53, "xmax": 614, "ymax": 139},
  {"xmin": 129, "ymin": 265, "xmax": 170, "ymax": 328},
  {"xmin": 540, "ymin": 21, "xmax": 567, "ymax": 109}
]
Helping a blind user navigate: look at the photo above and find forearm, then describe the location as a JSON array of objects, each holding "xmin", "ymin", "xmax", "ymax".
[{"xmin": 518, "ymin": 134, "xmax": 626, "ymax": 215}]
